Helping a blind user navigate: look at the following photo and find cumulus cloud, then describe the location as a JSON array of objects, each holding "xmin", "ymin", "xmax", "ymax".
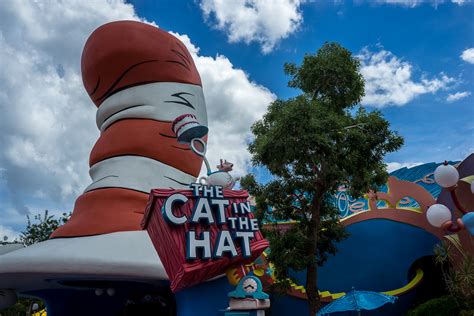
[
  {"xmin": 357, "ymin": 48, "xmax": 456, "ymax": 107},
  {"xmin": 0, "ymin": 224, "xmax": 19, "ymax": 241},
  {"xmin": 461, "ymin": 48, "xmax": 474, "ymax": 64},
  {"xmin": 199, "ymin": 0, "xmax": 303, "ymax": 53},
  {"xmin": 0, "ymin": 1, "xmax": 143, "ymax": 218},
  {"xmin": 386, "ymin": 162, "xmax": 424, "ymax": 173},
  {"xmin": 446, "ymin": 91, "xmax": 471, "ymax": 102},
  {"xmin": 0, "ymin": 1, "xmax": 275, "ymax": 232},
  {"xmin": 171, "ymin": 32, "xmax": 276, "ymax": 176}
]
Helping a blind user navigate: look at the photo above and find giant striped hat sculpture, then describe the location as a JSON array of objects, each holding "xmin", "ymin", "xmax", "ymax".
[
  {"xmin": 0, "ymin": 22, "xmax": 209, "ymax": 302},
  {"xmin": 52, "ymin": 21, "xmax": 208, "ymax": 238}
]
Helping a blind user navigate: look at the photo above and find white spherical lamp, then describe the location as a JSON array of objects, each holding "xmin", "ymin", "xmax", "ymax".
[
  {"xmin": 106, "ymin": 288, "xmax": 115, "ymax": 297},
  {"xmin": 434, "ymin": 163, "xmax": 459, "ymax": 188},
  {"xmin": 95, "ymin": 288, "xmax": 104, "ymax": 296},
  {"xmin": 426, "ymin": 204, "xmax": 452, "ymax": 227}
]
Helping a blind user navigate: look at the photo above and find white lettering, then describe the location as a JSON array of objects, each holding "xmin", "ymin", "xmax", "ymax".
[
  {"xmin": 235, "ymin": 231, "xmax": 255, "ymax": 258},
  {"xmin": 238, "ymin": 217, "xmax": 250, "ymax": 230},
  {"xmin": 189, "ymin": 183, "xmax": 201, "ymax": 196},
  {"xmin": 202, "ymin": 185, "xmax": 214, "ymax": 198},
  {"xmin": 212, "ymin": 199, "xmax": 230, "ymax": 224},
  {"xmin": 163, "ymin": 193, "xmax": 188, "ymax": 225},
  {"xmin": 191, "ymin": 198, "xmax": 215, "ymax": 224},
  {"xmin": 250, "ymin": 218, "xmax": 259, "ymax": 231},
  {"xmin": 215, "ymin": 186, "xmax": 224, "ymax": 198},
  {"xmin": 186, "ymin": 231, "xmax": 211, "ymax": 259},
  {"xmin": 213, "ymin": 230, "xmax": 238, "ymax": 257}
]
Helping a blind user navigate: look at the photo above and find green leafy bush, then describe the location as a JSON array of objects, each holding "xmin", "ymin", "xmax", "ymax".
[{"xmin": 407, "ymin": 295, "xmax": 463, "ymax": 316}]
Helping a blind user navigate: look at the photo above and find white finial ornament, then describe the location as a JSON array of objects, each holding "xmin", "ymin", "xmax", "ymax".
[
  {"xmin": 426, "ymin": 204, "xmax": 452, "ymax": 227},
  {"xmin": 434, "ymin": 162, "xmax": 459, "ymax": 188}
]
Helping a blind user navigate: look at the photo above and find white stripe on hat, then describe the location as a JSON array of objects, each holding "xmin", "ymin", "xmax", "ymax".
[
  {"xmin": 96, "ymin": 82, "xmax": 208, "ymax": 132},
  {"xmin": 85, "ymin": 155, "xmax": 196, "ymax": 193}
]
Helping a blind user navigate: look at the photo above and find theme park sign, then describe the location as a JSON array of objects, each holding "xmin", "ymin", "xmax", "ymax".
[{"xmin": 142, "ymin": 184, "xmax": 269, "ymax": 292}]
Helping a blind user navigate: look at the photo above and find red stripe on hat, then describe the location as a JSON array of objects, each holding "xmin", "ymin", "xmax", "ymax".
[
  {"xmin": 89, "ymin": 119, "xmax": 206, "ymax": 177},
  {"xmin": 82, "ymin": 21, "xmax": 202, "ymax": 107},
  {"xmin": 51, "ymin": 188, "xmax": 148, "ymax": 238}
]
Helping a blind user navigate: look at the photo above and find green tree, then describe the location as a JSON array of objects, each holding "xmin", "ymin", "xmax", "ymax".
[
  {"xmin": 19, "ymin": 210, "xmax": 69, "ymax": 246},
  {"xmin": 241, "ymin": 42, "xmax": 403, "ymax": 315}
]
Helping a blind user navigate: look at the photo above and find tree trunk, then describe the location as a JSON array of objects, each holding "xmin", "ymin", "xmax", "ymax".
[
  {"xmin": 306, "ymin": 255, "xmax": 320, "ymax": 316},
  {"xmin": 306, "ymin": 191, "xmax": 322, "ymax": 316}
]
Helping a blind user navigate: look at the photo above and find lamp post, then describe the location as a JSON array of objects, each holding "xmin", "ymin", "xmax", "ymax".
[{"xmin": 426, "ymin": 161, "xmax": 474, "ymax": 235}]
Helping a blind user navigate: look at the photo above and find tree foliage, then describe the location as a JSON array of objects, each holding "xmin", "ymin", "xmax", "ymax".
[
  {"xmin": 431, "ymin": 241, "xmax": 474, "ymax": 313},
  {"xmin": 241, "ymin": 42, "xmax": 403, "ymax": 315},
  {"xmin": 19, "ymin": 210, "xmax": 69, "ymax": 246},
  {"xmin": 407, "ymin": 295, "xmax": 466, "ymax": 316}
]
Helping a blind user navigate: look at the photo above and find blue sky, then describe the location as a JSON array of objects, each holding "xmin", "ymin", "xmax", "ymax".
[
  {"xmin": 132, "ymin": 0, "xmax": 473, "ymax": 165},
  {"xmin": 0, "ymin": 0, "xmax": 472, "ymax": 238}
]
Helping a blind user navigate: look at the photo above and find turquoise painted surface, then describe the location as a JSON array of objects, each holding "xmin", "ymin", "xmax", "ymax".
[{"xmin": 335, "ymin": 161, "xmax": 459, "ymax": 218}]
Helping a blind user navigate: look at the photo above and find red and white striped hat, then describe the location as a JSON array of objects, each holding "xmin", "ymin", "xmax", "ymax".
[{"xmin": 81, "ymin": 20, "xmax": 202, "ymax": 107}]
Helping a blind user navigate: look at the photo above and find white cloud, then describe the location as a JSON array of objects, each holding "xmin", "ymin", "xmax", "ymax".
[
  {"xmin": 171, "ymin": 32, "xmax": 276, "ymax": 176},
  {"xmin": 0, "ymin": 224, "xmax": 19, "ymax": 241},
  {"xmin": 0, "ymin": 1, "xmax": 143, "ymax": 215},
  {"xmin": 199, "ymin": 0, "xmax": 303, "ymax": 53},
  {"xmin": 357, "ymin": 48, "xmax": 456, "ymax": 107},
  {"xmin": 386, "ymin": 161, "xmax": 424, "ymax": 173},
  {"xmin": 0, "ymin": 1, "xmax": 275, "ymax": 220},
  {"xmin": 461, "ymin": 48, "xmax": 474, "ymax": 64},
  {"xmin": 446, "ymin": 91, "xmax": 471, "ymax": 102}
]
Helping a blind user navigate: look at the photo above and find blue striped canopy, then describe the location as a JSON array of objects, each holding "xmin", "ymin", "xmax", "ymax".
[{"xmin": 317, "ymin": 290, "xmax": 397, "ymax": 315}]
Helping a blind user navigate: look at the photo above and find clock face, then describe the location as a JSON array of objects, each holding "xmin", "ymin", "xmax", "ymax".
[{"xmin": 242, "ymin": 278, "xmax": 258, "ymax": 293}]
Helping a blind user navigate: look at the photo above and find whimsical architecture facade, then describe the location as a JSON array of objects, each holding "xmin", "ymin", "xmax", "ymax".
[
  {"xmin": 0, "ymin": 21, "xmax": 240, "ymax": 316},
  {"xmin": 263, "ymin": 156, "xmax": 474, "ymax": 315},
  {"xmin": 0, "ymin": 20, "xmax": 472, "ymax": 316}
]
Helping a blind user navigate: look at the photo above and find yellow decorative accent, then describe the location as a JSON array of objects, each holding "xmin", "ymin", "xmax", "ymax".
[
  {"xmin": 319, "ymin": 290, "xmax": 345, "ymax": 300},
  {"xmin": 340, "ymin": 211, "xmax": 369, "ymax": 222},
  {"xmin": 226, "ymin": 267, "xmax": 241, "ymax": 286},
  {"xmin": 226, "ymin": 261, "xmax": 266, "ymax": 286},
  {"xmin": 288, "ymin": 268, "xmax": 424, "ymax": 299},
  {"xmin": 382, "ymin": 269, "xmax": 424, "ymax": 296},
  {"xmin": 32, "ymin": 310, "xmax": 47, "ymax": 316},
  {"xmin": 287, "ymin": 278, "xmax": 306, "ymax": 294},
  {"xmin": 393, "ymin": 206, "xmax": 423, "ymax": 214},
  {"xmin": 461, "ymin": 175, "xmax": 474, "ymax": 185}
]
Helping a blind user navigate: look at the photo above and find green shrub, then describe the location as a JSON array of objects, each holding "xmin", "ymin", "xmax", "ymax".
[{"xmin": 407, "ymin": 295, "xmax": 468, "ymax": 316}]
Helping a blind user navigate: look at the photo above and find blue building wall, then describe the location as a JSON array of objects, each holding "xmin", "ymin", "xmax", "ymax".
[
  {"xmin": 176, "ymin": 163, "xmax": 447, "ymax": 316},
  {"xmin": 272, "ymin": 219, "xmax": 441, "ymax": 316},
  {"xmin": 314, "ymin": 219, "xmax": 439, "ymax": 292}
]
